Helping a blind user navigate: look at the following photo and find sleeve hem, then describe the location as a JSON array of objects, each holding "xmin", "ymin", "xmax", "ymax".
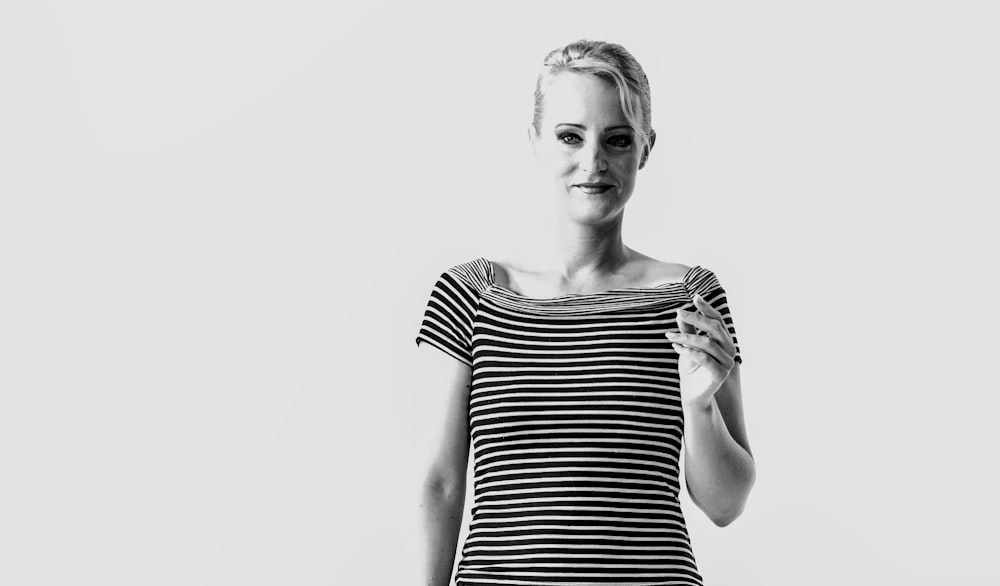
[{"xmin": 415, "ymin": 336, "xmax": 473, "ymax": 367}]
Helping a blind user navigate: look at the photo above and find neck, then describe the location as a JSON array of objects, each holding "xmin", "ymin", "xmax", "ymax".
[{"xmin": 537, "ymin": 212, "xmax": 632, "ymax": 282}]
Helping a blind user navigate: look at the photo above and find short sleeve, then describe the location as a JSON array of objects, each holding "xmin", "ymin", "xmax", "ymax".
[
  {"xmin": 684, "ymin": 267, "xmax": 743, "ymax": 364},
  {"xmin": 414, "ymin": 269, "xmax": 479, "ymax": 366}
]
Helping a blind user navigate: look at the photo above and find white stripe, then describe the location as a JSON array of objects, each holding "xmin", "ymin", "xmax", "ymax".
[
  {"xmin": 464, "ymin": 543, "xmax": 691, "ymax": 553},
  {"xmin": 474, "ymin": 455, "xmax": 678, "ymax": 473},
  {"xmin": 472, "ymin": 436, "xmax": 678, "ymax": 455},
  {"xmin": 467, "ymin": 523, "xmax": 688, "ymax": 534},
  {"xmin": 471, "ymin": 409, "xmax": 682, "ymax": 426},
  {"xmin": 470, "ymin": 372, "xmax": 676, "ymax": 390},
  {"xmin": 474, "ymin": 362, "xmax": 675, "ymax": 374},
  {"xmin": 475, "ymin": 446, "xmax": 679, "ymax": 464},
  {"xmin": 463, "ymin": 530, "xmax": 691, "ymax": 544},
  {"xmin": 472, "ymin": 417, "xmax": 681, "ymax": 433},
  {"xmin": 470, "ymin": 399, "xmax": 680, "ymax": 417},
  {"xmin": 472, "ymin": 495, "xmax": 679, "ymax": 507},
  {"xmin": 473, "ymin": 353, "xmax": 677, "ymax": 366},
  {"xmin": 475, "ymin": 476, "xmax": 674, "ymax": 493},
  {"xmin": 472, "ymin": 426, "xmax": 680, "ymax": 445},
  {"xmin": 473, "ymin": 343, "xmax": 674, "ymax": 356}
]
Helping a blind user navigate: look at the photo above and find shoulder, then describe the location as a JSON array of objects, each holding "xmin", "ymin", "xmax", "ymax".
[
  {"xmin": 644, "ymin": 259, "xmax": 692, "ymax": 286},
  {"xmin": 485, "ymin": 257, "xmax": 527, "ymax": 291},
  {"xmin": 628, "ymin": 250, "xmax": 691, "ymax": 286},
  {"xmin": 681, "ymin": 264, "xmax": 736, "ymax": 301},
  {"xmin": 438, "ymin": 257, "xmax": 493, "ymax": 293},
  {"xmin": 486, "ymin": 258, "xmax": 510, "ymax": 286},
  {"xmin": 628, "ymin": 250, "xmax": 729, "ymax": 292}
]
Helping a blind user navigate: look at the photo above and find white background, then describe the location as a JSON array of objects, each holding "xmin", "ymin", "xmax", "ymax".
[{"xmin": 2, "ymin": 1, "xmax": 998, "ymax": 584}]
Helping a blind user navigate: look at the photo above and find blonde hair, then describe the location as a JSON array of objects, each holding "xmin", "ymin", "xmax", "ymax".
[{"xmin": 532, "ymin": 39, "xmax": 654, "ymax": 148}]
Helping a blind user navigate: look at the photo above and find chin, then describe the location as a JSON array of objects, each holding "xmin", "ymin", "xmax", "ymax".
[{"xmin": 567, "ymin": 202, "xmax": 626, "ymax": 224}]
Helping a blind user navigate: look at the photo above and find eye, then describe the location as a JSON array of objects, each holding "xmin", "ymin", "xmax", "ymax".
[
  {"xmin": 607, "ymin": 135, "xmax": 633, "ymax": 148},
  {"xmin": 558, "ymin": 133, "xmax": 582, "ymax": 145}
]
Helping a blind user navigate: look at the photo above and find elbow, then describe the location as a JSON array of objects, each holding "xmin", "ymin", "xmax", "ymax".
[
  {"xmin": 422, "ymin": 470, "xmax": 466, "ymax": 504},
  {"xmin": 710, "ymin": 516, "xmax": 734, "ymax": 528},
  {"xmin": 690, "ymin": 492, "xmax": 749, "ymax": 528},
  {"xmin": 718, "ymin": 481, "xmax": 756, "ymax": 527},
  {"xmin": 698, "ymin": 468, "xmax": 756, "ymax": 528},
  {"xmin": 707, "ymin": 502, "xmax": 746, "ymax": 527}
]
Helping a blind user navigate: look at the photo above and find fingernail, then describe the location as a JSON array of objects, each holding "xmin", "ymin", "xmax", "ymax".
[{"xmin": 664, "ymin": 331, "xmax": 678, "ymax": 338}]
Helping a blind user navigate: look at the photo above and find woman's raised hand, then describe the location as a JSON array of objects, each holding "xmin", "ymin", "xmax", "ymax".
[{"xmin": 664, "ymin": 293, "xmax": 738, "ymax": 409}]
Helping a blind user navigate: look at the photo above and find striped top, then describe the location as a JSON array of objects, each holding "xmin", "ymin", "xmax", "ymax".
[{"xmin": 415, "ymin": 257, "xmax": 742, "ymax": 586}]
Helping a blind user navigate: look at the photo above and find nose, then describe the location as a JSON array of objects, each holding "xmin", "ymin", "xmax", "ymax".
[{"xmin": 579, "ymin": 141, "xmax": 608, "ymax": 174}]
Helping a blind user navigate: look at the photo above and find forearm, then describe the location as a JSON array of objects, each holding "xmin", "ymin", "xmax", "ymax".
[
  {"xmin": 418, "ymin": 478, "xmax": 466, "ymax": 586},
  {"xmin": 683, "ymin": 396, "xmax": 756, "ymax": 526}
]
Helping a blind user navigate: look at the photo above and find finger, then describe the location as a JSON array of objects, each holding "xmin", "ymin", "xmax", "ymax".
[
  {"xmin": 676, "ymin": 308, "xmax": 724, "ymax": 337},
  {"xmin": 666, "ymin": 332, "xmax": 733, "ymax": 367},
  {"xmin": 674, "ymin": 343, "xmax": 735, "ymax": 374},
  {"xmin": 665, "ymin": 331, "xmax": 713, "ymax": 351},
  {"xmin": 674, "ymin": 309, "xmax": 736, "ymax": 360},
  {"xmin": 676, "ymin": 308, "xmax": 697, "ymax": 335},
  {"xmin": 692, "ymin": 293, "xmax": 724, "ymax": 320},
  {"xmin": 672, "ymin": 344, "xmax": 718, "ymax": 369},
  {"xmin": 691, "ymin": 295, "xmax": 737, "ymax": 349}
]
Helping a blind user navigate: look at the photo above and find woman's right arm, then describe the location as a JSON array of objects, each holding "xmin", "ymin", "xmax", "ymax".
[{"xmin": 412, "ymin": 343, "xmax": 472, "ymax": 586}]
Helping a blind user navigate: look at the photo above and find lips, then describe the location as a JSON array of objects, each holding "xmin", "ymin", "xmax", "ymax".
[{"xmin": 574, "ymin": 182, "xmax": 613, "ymax": 194}]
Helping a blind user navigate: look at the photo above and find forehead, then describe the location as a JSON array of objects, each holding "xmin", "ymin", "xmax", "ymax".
[{"xmin": 540, "ymin": 72, "xmax": 628, "ymax": 128}]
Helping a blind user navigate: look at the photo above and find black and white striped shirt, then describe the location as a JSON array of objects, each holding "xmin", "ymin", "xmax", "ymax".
[{"xmin": 416, "ymin": 257, "xmax": 742, "ymax": 586}]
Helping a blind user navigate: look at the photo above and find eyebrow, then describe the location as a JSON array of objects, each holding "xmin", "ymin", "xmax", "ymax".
[{"xmin": 556, "ymin": 123, "xmax": 634, "ymax": 132}]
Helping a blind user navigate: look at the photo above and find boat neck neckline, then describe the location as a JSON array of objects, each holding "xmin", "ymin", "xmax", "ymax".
[{"xmin": 479, "ymin": 257, "xmax": 700, "ymax": 301}]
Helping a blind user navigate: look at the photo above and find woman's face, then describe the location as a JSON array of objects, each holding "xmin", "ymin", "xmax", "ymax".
[{"xmin": 531, "ymin": 72, "xmax": 648, "ymax": 224}]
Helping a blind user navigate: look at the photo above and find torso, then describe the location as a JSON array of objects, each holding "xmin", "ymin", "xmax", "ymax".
[
  {"xmin": 447, "ymin": 254, "xmax": 708, "ymax": 584},
  {"xmin": 489, "ymin": 250, "xmax": 691, "ymax": 298}
]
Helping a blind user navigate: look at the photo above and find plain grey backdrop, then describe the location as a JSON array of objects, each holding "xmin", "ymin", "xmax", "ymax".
[{"xmin": 1, "ymin": 1, "xmax": 997, "ymax": 584}]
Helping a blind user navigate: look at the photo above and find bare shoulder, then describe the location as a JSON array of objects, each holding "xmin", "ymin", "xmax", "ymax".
[
  {"xmin": 630, "ymin": 251, "xmax": 691, "ymax": 286},
  {"xmin": 487, "ymin": 258, "xmax": 515, "ymax": 289},
  {"xmin": 488, "ymin": 256, "xmax": 551, "ymax": 293}
]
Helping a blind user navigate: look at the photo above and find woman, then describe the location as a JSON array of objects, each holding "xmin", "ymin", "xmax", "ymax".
[{"xmin": 414, "ymin": 39, "xmax": 755, "ymax": 586}]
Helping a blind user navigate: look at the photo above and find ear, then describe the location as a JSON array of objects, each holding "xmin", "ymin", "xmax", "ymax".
[{"xmin": 638, "ymin": 129, "xmax": 656, "ymax": 170}]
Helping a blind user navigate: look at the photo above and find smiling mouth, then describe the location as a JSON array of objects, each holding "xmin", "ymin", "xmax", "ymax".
[{"xmin": 574, "ymin": 183, "xmax": 613, "ymax": 194}]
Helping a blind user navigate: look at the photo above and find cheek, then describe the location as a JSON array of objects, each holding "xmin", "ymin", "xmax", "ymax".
[
  {"xmin": 611, "ymin": 153, "xmax": 640, "ymax": 176},
  {"xmin": 542, "ymin": 151, "xmax": 576, "ymax": 175}
]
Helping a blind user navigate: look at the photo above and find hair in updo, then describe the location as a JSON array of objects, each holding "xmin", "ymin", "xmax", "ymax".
[{"xmin": 532, "ymin": 39, "xmax": 654, "ymax": 148}]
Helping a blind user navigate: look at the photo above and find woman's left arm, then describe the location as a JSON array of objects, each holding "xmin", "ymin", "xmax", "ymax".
[
  {"xmin": 682, "ymin": 362, "xmax": 755, "ymax": 526},
  {"xmin": 667, "ymin": 294, "xmax": 756, "ymax": 527}
]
